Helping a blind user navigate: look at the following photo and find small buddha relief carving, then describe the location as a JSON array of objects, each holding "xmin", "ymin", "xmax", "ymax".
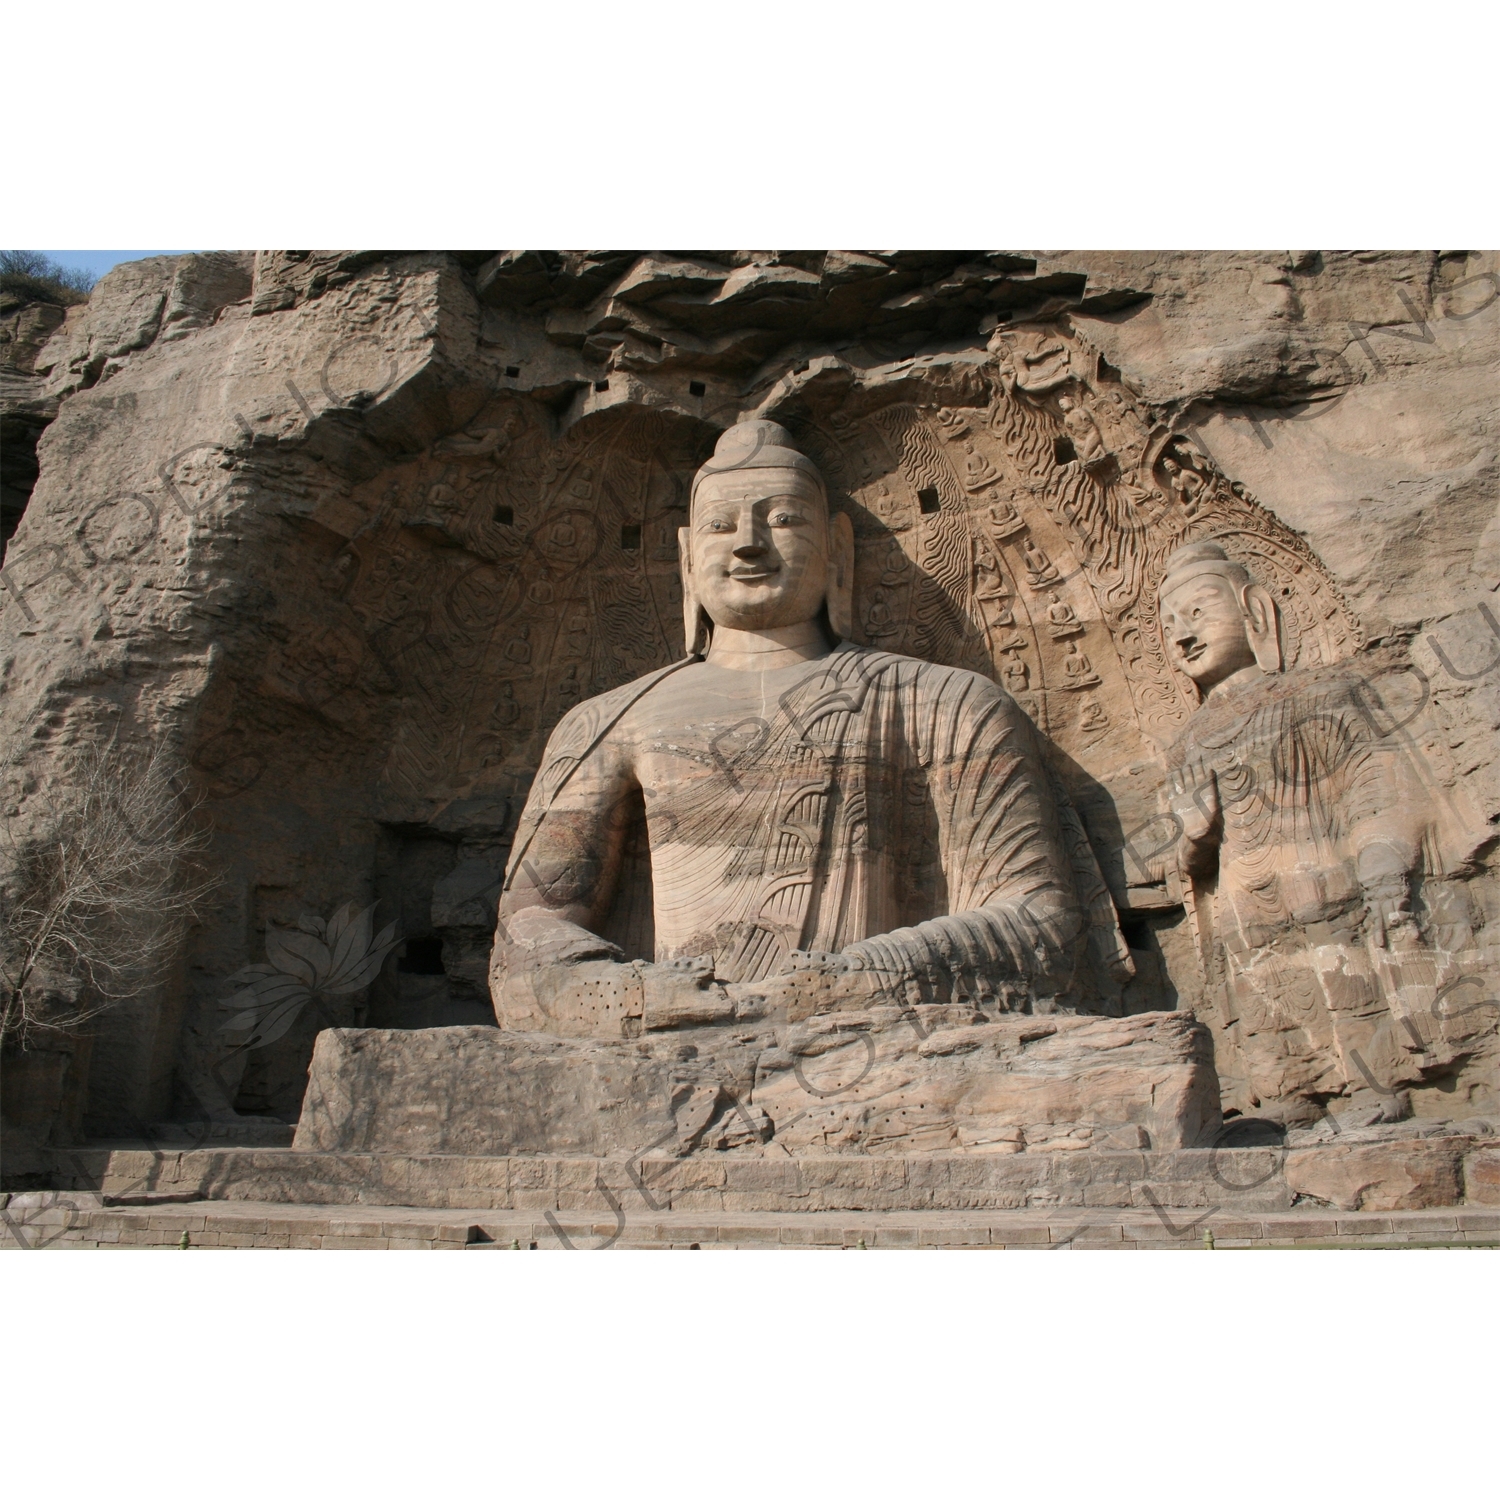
[
  {"xmin": 503, "ymin": 627, "xmax": 534, "ymax": 672},
  {"xmin": 982, "ymin": 494, "xmax": 1027, "ymax": 538},
  {"xmin": 876, "ymin": 537, "xmax": 908, "ymax": 588},
  {"xmin": 492, "ymin": 678, "xmax": 521, "ymax": 725},
  {"xmin": 1160, "ymin": 455, "xmax": 1207, "ymax": 517},
  {"xmin": 1008, "ymin": 330, "xmax": 1073, "ymax": 393},
  {"xmin": 1045, "ymin": 591, "xmax": 1085, "ymax": 639},
  {"xmin": 1057, "ymin": 394, "xmax": 1110, "ymax": 470},
  {"xmin": 1022, "ymin": 537, "xmax": 1062, "ymax": 589},
  {"xmin": 975, "ymin": 546, "xmax": 1012, "ymax": 601},
  {"xmin": 868, "ymin": 480, "xmax": 909, "ymax": 529},
  {"xmin": 961, "ymin": 441, "xmax": 1002, "ymax": 492},
  {"xmin": 478, "ymin": 681, "xmax": 522, "ymax": 767},
  {"xmin": 1079, "ymin": 700, "xmax": 1109, "ymax": 734},
  {"xmin": 434, "ymin": 409, "xmax": 525, "ymax": 459},
  {"xmin": 935, "ymin": 407, "xmax": 971, "ymax": 441},
  {"xmin": 1060, "ymin": 640, "xmax": 1101, "ymax": 689},
  {"xmin": 863, "ymin": 585, "xmax": 899, "ymax": 639}
]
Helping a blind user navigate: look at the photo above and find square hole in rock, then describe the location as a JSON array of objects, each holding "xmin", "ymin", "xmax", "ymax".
[
  {"xmin": 398, "ymin": 937, "xmax": 445, "ymax": 975},
  {"xmin": 493, "ymin": 504, "xmax": 514, "ymax": 526},
  {"xmin": 594, "ymin": 379, "xmax": 609, "ymax": 392},
  {"xmin": 918, "ymin": 487, "xmax": 941, "ymax": 514},
  {"xmin": 505, "ymin": 365, "xmax": 520, "ymax": 378},
  {"xmin": 1054, "ymin": 436, "xmax": 1077, "ymax": 465},
  {"xmin": 621, "ymin": 523, "xmax": 641, "ymax": 551},
  {"xmin": 688, "ymin": 380, "xmax": 706, "ymax": 397}
]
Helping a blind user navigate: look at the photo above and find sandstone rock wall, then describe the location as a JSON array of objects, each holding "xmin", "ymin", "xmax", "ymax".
[
  {"xmin": 2, "ymin": 250, "xmax": 1496, "ymax": 1154},
  {"xmin": 1, "ymin": 290, "xmax": 68, "ymax": 551}
]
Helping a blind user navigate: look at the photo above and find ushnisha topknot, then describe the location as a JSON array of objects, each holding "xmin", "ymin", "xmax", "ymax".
[
  {"xmin": 1158, "ymin": 539, "xmax": 1251, "ymax": 596},
  {"xmin": 690, "ymin": 419, "xmax": 827, "ymax": 509}
]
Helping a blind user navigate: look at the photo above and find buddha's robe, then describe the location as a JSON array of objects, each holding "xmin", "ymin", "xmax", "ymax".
[
  {"xmin": 497, "ymin": 644, "xmax": 1125, "ymax": 1015},
  {"xmin": 1166, "ymin": 661, "xmax": 1440, "ymax": 1117},
  {"xmin": 1168, "ymin": 662, "xmax": 1428, "ymax": 955}
]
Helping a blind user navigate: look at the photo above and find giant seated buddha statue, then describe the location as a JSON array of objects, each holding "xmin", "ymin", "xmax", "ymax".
[{"xmin": 489, "ymin": 420, "xmax": 1132, "ymax": 1038}]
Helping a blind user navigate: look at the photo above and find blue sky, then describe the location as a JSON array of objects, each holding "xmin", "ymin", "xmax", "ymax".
[{"xmin": 38, "ymin": 250, "xmax": 198, "ymax": 277}]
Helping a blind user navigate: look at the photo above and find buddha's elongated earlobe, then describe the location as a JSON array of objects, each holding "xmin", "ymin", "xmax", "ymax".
[
  {"xmin": 826, "ymin": 511, "xmax": 855, "ymax": 641},
  {"xmin": 1241, "ymin": 581, "xmax": 1283, "ymax": 673},
  {"xmin": 679, "ymin": 526, "xmax": 711, "ymax": 656}
]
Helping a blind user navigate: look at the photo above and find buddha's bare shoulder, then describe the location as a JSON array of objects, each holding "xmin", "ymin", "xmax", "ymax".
[{"xmin": 539, "ymin": 660, "xmax": 696, "ymax": 754}]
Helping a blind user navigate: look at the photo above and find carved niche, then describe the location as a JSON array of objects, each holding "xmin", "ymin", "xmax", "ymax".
[{"xmin": 280, "ymin": 320, "xmax": 1377, "ymax": 1027}]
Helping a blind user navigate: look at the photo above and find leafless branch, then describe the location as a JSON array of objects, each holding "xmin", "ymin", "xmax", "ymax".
[{"xmin": 0, "ymin": 737, "xmax": 222, "ymax": 1049}]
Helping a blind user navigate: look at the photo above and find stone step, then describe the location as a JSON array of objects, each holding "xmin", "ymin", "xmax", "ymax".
[
  {"xmin": 3, "ymin": 1194, "xmax": 1498, "ymax": 1251},
  {"xmin": 38, "ymin": 1136, "xmax": 1497, "ymax": 1216}
]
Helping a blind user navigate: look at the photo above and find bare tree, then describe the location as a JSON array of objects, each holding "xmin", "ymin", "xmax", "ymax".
[
  {"xmin": 0, "ymin": 250, "xmax": 97, "ymax": 300},
  {"xmin": 0, "ymin": 739, "xmax": 221, "ymax": 1049}
]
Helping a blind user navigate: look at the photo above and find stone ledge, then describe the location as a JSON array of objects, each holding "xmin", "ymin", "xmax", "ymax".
[
  {"xmin": 29, "ymin": 1136, "xmax": 1495, "ymax": 1217},
  {"xmin": 5, "ymin": 1200, "xmax": 1496, "ymax": 1252}
]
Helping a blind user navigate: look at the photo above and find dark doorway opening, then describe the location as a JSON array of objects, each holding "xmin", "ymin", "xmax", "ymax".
[{"xmin": 398, "ymin": 937, "xmax": 446, "ymax": 975}]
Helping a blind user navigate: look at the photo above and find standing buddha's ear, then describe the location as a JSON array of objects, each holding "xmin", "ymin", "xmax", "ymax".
[
  {"xmin": 1239, "ymin": 579, "xmax": 1283, "ymax": 674},
  {"xmin": 678, "ymin": 526, "xmax": 711, "ymax": 656},
  {"xmin": 826, "ymin": 510, "xmax": 855, "ymax": 641}
]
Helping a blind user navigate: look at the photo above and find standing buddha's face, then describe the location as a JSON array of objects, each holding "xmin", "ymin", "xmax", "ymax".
[
  {"xmin": 690, "ymin": 468, "xmax": 831, "ymax": 631},
  {"xmin": 1159, "ymin": 572, "xmax": 1259, "ymax": 692}
]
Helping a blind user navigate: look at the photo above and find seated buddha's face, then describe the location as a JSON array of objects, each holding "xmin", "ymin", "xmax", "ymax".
[
  {"xmin": 691, "ymin": 469, "xmax": 831, "ymax": 632},
  {"xmin": 1159, "ymin": 573, "xmax": 1259, "ymax": 691}
]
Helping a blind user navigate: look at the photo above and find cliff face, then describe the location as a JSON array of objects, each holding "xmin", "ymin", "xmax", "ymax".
[
  {"xmin": 1, "ymin": 290, "xmax": 70, "ymax": 553},
  {"xmin": 2, "ymin": 250, "xmax": 1496, "ymax": 1155}
]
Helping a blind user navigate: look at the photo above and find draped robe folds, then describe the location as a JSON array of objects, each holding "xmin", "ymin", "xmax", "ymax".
[
  {"xmin": 1162, "ymin": 661, "xmax": 1450, "ymax": 1117},
  {"xmin": 1167, "ymin": 662, "xmax": 1430, "ymax": 955},
  {"xmin": 498, "ymin": 644, "xmax": 1128, "ymax": 1014}
]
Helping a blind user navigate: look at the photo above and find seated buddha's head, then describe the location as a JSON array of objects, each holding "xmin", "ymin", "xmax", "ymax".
[{"xmin": 682, "ymin": 420, "xmax": 853, "ymax": 652}]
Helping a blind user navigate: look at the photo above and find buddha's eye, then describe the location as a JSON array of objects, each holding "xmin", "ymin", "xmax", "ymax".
[{"xmin": 770, "ymin": 511, "xmax": 800, "ymax": 526}]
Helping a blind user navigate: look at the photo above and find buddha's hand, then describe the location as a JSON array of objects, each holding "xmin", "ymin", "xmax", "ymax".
[
  {"xmin": 719, "ymin": 951, "xmax": 867, "ymax": 1021},
  {"xmin": 642, "ymin": 955, "xmax": 738, "ymax": 1029},
  {"xmin": 1168, "ymin": 762, "xmax": 1221, "ymax": 859}
]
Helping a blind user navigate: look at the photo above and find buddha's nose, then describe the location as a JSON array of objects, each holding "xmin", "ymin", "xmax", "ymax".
[{"xmin": 732, "ymin": 518, "xmax": 766, "ymax": 555}]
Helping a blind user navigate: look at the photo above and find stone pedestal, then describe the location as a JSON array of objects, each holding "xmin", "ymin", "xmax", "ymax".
[{"xmin": 292, "ymin": 1008, "xmax": 1222, "ymax": 1159}]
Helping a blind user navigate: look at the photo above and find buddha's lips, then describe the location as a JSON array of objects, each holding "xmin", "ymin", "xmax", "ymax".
[{"xmin": 727, "ymin": 568, "xmax": 779, "ymax": 581}]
